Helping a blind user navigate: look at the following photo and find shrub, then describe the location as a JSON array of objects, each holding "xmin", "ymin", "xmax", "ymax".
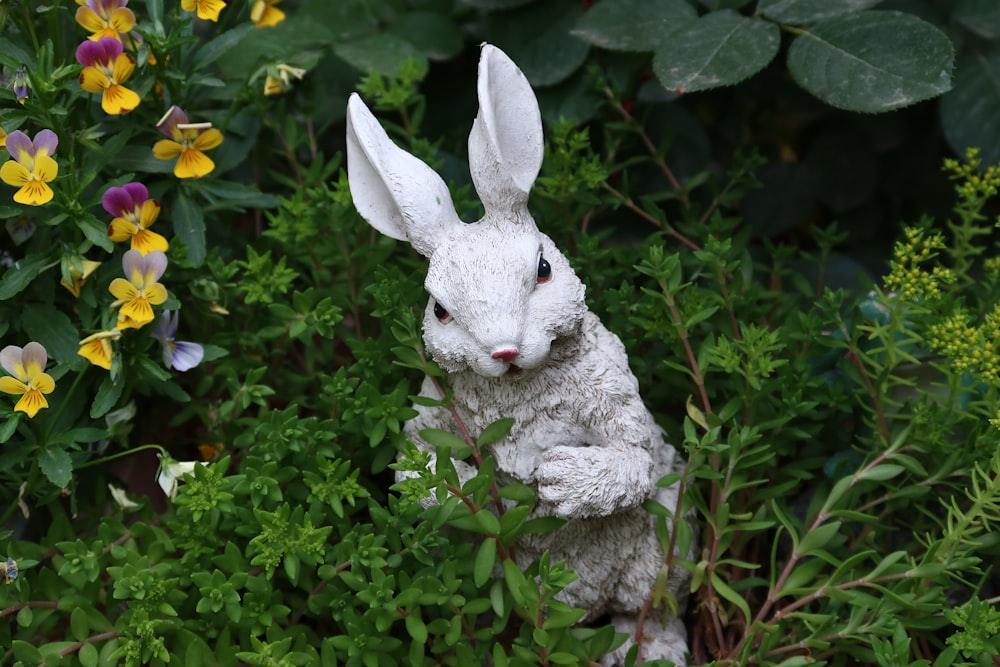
[{"xmin": 1, "ymin": 1, "xmax": 998, "ymax": 666}]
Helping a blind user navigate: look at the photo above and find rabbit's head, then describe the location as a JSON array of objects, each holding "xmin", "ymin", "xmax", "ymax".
[{"xmin": 347, "ymin": 44, "xmax": 586, "ymax": 378}]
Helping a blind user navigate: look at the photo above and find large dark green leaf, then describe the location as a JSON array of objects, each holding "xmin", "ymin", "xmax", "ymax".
[
  {"xmin": 953, "ymin": 0, "xmax": 1000, "ymax": 40},
  {"xmin": 174, "ymin": 192, "xmax": 206, "ymax": 267},
  {"xmin": 460, "ymin": 0, "xmax": 536, "ymax": 8},
  {"xmin": 0, "ymin": 252, "xmax": 58, "ymax": 301},
  {"xmin": 22, "ymin": 304, "xmax": 79, "ymax": 364},
  {"xmin": 388, "ymin": 11, "xmax": 464, "ymax": 61},
  {"xmin": 335, "ymin": 33, "xmax": 428, "ymax": 78},
  {"xmin": 941, "ymin": 49, "xmax": 1000, "ymax": 167},
  {"xmin": 759, "ymin": 0, "xmax": 883, "ymax": 25},
  {"xmin": 787, "ymin": 11, "xmax": 954, "ymax": 112},
  {"xmin": 652, "ymin": 11, "xmax": 780, "ymax": 93},
  {"xmin": 482, "ymin": 0, "xmax": 590, "ymax": 87},
  {"xmin": 572, "ymin": 0, "xmax": 696, "ymax": 52}
]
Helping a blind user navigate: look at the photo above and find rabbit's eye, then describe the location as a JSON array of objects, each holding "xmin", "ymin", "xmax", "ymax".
[
  {"xmin": 433, "ymin": 301, "xmax": 452, "ymax": 323},
  {"xmin": 537, "ymin": 256, "xmax": 551, "ymax": 283}
]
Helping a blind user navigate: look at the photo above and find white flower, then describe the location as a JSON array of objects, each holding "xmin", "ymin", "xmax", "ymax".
[
  {"xmin": 108, "ymin": 484, "xmax": 141, "ymax": 511},
  {"xmin": 156, "ymin": 455, "xmax": 205, "ymax": 499}
]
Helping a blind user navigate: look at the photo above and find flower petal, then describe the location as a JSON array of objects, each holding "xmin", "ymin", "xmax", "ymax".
[
  {"xmin": 102, "ymin": 182, "xmax": 145, "ymax": 217},
  {"xmin": 132, "ymin": 229, "xmax": 169, "ymax": 254},
  {"xmin": 156, "ymin": 106, "xmax": 188, "ymax": 139},
  {"xmin": 193, "ymin": 128, "xmax": 224, "ymax": 151},
  {"xmin": 80, "ymin": 66, "xmax": 111, "ymax": 93},
  {"xmin": 102, "ymin": 84, "xmax": 141, "ymax": 114},
  {"xmin": 3, "ymin": 132, "xmax": 33, "ymax": 166},
  {"xmin": 32, "ymin": 154, "xmax": 58, "ymax": 183},
  {"xmin": 152, "ymin": 139, "xmax": 183, "ymax": 160},
  {"xmin": 30, "ymin": 372, "xmax": 55, "ymax": 395},
  {"xmin": 174, "ymin": 148, "xmax": 215, "ymax": 179},
  {"xmin": 75, "ymin": 6, "xmax": 107, "ymax": 34},
  {"xmin": 109, "ymin": 276, "xmax": 139, "ymax": 301},
  {"xmin": 121, "ymin": 249, "xmax": 144, "ymax": 285},
  {"xmin": 32, "ymin": 130, "xmax": 58, "ymax": 159},
  {"xmin": 108, "ymin": 7, "xmax": 136, "ymax": 33},
  {"xmin": 75, "ymin": 39, "xmax": 106, "ymax": 67},
  {"xmin": 171, "ymin": 341, "xmax": 205, "ymax": 371},
  {"xmin": 0, "ymin": 161, "xmax": 31, "ymax": 187},
  {"xmin": 0, "ymin": 345, "xmax": 24, "ymax": 379},
  {"xmin": 138, "ymin": 199, "xmax": 160, "ymax": 228},
  {"xmin": 108, "ymin": 217, "xmax": 138, "ymax": 242},
  {"xmin": 111, "ymin": 53, "xmax": 135, "ymax": 84},
  {"xmin": 14, "ymin": 389, "xmax": 48, "ymax": 417},
  {"xmin": 0, "ymin": 376, "xmax": 28, "ymax": 395},
  {"xmin": 142, "ymin": 250, "xmax": 168, "ymax": 283},
  {"xmin": 21, "ymin": 342, "xmax": 48, "ymax": 378},
  {"xmin": 14, "ymin": 181, "xmax": 54, "ymax": 206},
  {"xmin": 143, "ymin": 282, "xmax": 168, "ymax": 306},
  {"xmin": 120, "ymin": 297, "xmax": 155, "ymax": 326},
  {"xmin": 79, "ymin": 339, "xmax": 113, "ymax": 369}
]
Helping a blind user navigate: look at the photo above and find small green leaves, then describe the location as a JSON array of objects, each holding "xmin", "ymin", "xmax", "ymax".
[
  {"xmin": 653, "ymin": 11, "xmax": 780, "ymax": 93},
  {"xmin": 787, "ymin": 11, "xmax": 954, "ymax": 112}
]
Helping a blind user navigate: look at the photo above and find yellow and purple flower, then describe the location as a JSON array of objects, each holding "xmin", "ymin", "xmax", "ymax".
[
  {"xmin": 109, "ymin": 249, "xmax": 168, "ymax": 330},
  {"xmin": 182, "ymin": 0, "xmax": 226, "ymax": 22},
  {"xmin": 250, "ymin": 0, "xmax": 284, "ymax": 28},
  {"xmin": 76, "ymin": 37, "xmax": 141, "ymax": 115},
  {"xmin": 78, "ymin": 330, "xmax": 121, "ymax": 370},
  {"xmin": 12, "ymin": 66, "xmax": 29, "ymax": 105},
  {"xmin": 0, "ymin": 342, "xmax": 56, "ymax": 418},
  {"xmin": 153, "ymin": 106, "xmax": 223, "ymax": 179},
  {"xmin": 75, "ymin": 0, "xmax": 141, "ymax": 46},
  {"xmin": 60, "ymin": 258, "xmax": 102, "ymax": 297},
  {"xmin": 103, "ymin": 182, "xmax": 168, "ymax": 254},
  {"xmin": 152, "ymin": 310, "xmax": 204, "ymax": 372},
  {"xmin": 0, "ymin": 129, "xmax": 59, "ymax": 206}
]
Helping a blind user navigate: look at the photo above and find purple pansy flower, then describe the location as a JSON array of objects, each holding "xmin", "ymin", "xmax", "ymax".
[{"xmin": 152, "ymin": 310, "xmax": 204, "ymax": 372}]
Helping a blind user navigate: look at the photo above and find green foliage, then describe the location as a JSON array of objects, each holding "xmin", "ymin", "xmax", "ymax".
[{"xmin": 1, "ymin": 2, "xmax": 999, "ymax": 667}]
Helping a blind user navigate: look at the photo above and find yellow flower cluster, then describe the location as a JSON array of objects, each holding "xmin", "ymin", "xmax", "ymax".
[
  {"xmin": 928, "ymin": 307, "xmax": 1000, "ymax": 384},
  {"xmin": 943, "ymin": 147, "xmax": 1000, "ymax": 205},
  {"xmin": 884, "ymin": 227, "xmax": 956, "ymax": 300}
]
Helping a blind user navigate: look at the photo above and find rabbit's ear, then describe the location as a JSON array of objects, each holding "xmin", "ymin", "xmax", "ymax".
[
  {"xmin": 346, "ymin": 94, "xmax": 462, "ymax": 257},
  {"xmin": 469, "ymin": 44, "xmax": 544, "ymax": 215}
]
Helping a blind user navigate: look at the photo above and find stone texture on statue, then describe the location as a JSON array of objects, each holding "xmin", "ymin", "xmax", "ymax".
[{"xmin": 346, "ymin": 43, "xmax": 692, "ymax": 666}]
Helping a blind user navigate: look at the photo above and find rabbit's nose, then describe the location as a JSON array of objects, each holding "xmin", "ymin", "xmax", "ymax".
[{"xmin": 491, "ymin": 348, "xmax": 519, "ymax": 363}]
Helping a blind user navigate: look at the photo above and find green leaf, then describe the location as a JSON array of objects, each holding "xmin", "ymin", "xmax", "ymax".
[
  {"xmin": 22, "ymin": 304, "xmax": 79, "ymax": 363},
  {"xmin": 758, "ymin": 0, "xmax": 883, "ymax": 25},
  {"xmin": 796, "ymin": 520, "xmax": 841, "ymax": 555},
  {"xmin": 75, "ymin": 214, "xmax": 114, "ymax": 252},
  {"xmin": 652, "ymin": 11, "xmax": 780, "ymax": 93},
  {"xmin": 194, "ymin": 23, "xmax": 255, "ymax": 67},
  {"xmin": 388, "ymin": 11, "xmax": 464, "ymax": 61},
  {"xmin": 70, "ymin": 607, "xmax": 90, "ymax": 641},
  {"xmin": 941, "ymin": 49, "xmax": 1000, "ymax": 166},
  {"xmin": 0, "ymin": 413, "xmax": 18, "ymax": 443},
  {"xmin": 476, "ymin": 418, "xmax": 515, "ymax": 447},
  {"xmin": 857, "ymin": 463, "xmax": 904, "ymax": 482},
  {"xmin": 710, "ymin": 571, "xmax": 751, "ymax": 623},
  {"xmin": 572, "ymin": 0, "xmax": 696, "ymax": 52},
  {"xmin": 0, "ymin": 252, "xmax": 58, "ymax": 300},
  {"xmin": 474, "ymin": 537, "xmax": 497, "ymax": 587},
  {"xmin": 787, "ymin": 10, "xmax": 954, "ymax": 113},
  {"xmin": 483, "ymin": 0, "xmax": 590, "ymax": 86},
  {"xmin": 174, "ymin": 192, "xmax": 206, "ymax": 267},
  {"xmin": 404, "ymin": 609, "xmax": 427, "ymax": 644},
  {"xmin": 335, "ymin": 33, "xmax": 428, "ymax": 79},
  {"xmin": 39, "ymin": 446, "xmax": 73, "ymax": 489},
  {"xmin": 90, "ymin": 374, "xmax": 124, "ymax": 419}
]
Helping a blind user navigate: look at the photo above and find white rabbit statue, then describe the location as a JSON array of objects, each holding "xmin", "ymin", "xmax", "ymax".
[{"xmin": 346, "ymin": 43, "xmax": 690, "ymax": 666}]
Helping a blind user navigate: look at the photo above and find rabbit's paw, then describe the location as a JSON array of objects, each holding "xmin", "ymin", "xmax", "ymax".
[{"xmin": 535, "ymin": 446, "xmax": 651, "ymax": 519}]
